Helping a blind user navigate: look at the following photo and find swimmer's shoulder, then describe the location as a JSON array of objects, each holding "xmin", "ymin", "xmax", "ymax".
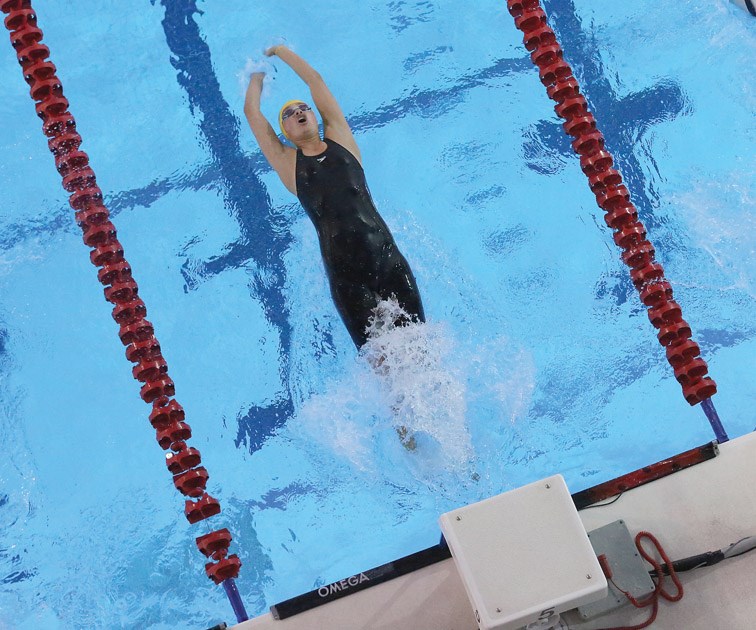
[{"xmin": 324, "ymin": 125, "xmax": 362, "ymax": 165}]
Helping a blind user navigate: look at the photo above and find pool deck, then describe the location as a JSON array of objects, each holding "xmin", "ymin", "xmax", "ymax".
[{"xmin": 230, "ymin": 430, "xmax": 756, "ymax": 630}]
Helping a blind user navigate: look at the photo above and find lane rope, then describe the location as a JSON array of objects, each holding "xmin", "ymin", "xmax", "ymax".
[
  {"xmin": 504, "ymin": 0, "xmax": 728, "ymax": 441},
  {"xmin": 1, "ymin": 0, "xmax": 248, "ymax": 621}
]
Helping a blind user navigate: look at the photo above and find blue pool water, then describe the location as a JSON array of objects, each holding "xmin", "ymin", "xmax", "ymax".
[{"xmin": 1, "ymin": 0, "xmax": 754, "ymax": 627}]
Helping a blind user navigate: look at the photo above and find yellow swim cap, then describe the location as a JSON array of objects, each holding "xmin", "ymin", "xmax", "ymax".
[{"xmin": 278, "ymin": 99, "xmax": 307, "ymax": 140}]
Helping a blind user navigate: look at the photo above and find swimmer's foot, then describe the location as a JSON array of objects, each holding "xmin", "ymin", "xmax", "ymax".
[{"xmin": 396, "ymin": 425, "xmax": 416, "ymax": 451}]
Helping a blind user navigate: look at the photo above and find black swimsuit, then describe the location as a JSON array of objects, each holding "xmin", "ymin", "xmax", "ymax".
[{"xmin": 295, "ymin": 138, "xmax": 425, "ymax": 347}]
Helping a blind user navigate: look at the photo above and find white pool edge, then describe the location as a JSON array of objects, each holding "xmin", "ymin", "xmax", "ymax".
[{"xmin": 229, "ymin": 431, "xmax": 756, "ymax": 630}]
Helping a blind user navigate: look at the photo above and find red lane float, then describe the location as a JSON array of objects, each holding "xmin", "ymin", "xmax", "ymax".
[
  {"xmin": 196, "ymin": 526, "xmax": 242, "ymax": 585},
  {"xmin": 158, "ymin": 420, "xmax": 193, "ymax": 450},
  {"xmin": 2, "ymin": 0, "xmax": 239, "ymax": 584},
  {"xmin": 197, "ymin": 528, "xmax": 233, "ymax": 560},
  {"xmin": 206, "ymin": 556, "xmax": 243, "ymax": 585},
  {"xmin": 506, "ymin": 0, "xmax": 717, "ymax": 404},
  {"xmin": 185, "ymin": 494, "xmax": 221, "ymax": 524}
]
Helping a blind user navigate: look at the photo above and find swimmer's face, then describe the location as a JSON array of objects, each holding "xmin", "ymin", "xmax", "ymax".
[{"xmin": 281, "ymin": 102, "xmax": 319, "ymax": 143}]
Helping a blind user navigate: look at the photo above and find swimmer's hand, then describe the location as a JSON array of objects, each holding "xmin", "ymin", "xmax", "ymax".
[
  {"xmin": 239, "ymin": 58, "xmax": 274, "ymax": 98},
  {"xmin": 264, "ymin": 44, "xmax": 285, "ymax": 57}
]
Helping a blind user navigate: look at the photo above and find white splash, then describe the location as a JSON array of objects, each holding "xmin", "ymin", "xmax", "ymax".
[
  {"xmin": 236, "ymin": 58, "xmax": 275, "ymax": 99},
  {"xmin": 237, "ymin": 37, "xmax": 297, "ymax": 99},
  {"xmin": 361, "ymin": 298, "xmax": 473, "ymax": 469},
  {"xmin": 289, "ymin": 298, "xmax": 535, "ymax": 496},
  {"xmin": 674, "ymin": 175, "xmax": 756, "ymax": 297},
  {"xmin": 289, "ymin": 300, "xmax": 474, "ymax": 481}
]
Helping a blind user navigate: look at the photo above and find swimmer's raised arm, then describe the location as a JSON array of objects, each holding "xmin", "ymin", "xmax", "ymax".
[
  {"xmin": 266, "ymin": 45, "xmax": 361, "ymax": 162},
  {"xmin": 244, "ymin": 72, "xmax": 297, "ymax": 194}
]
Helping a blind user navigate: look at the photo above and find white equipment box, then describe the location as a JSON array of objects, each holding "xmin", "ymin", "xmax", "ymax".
[{"xmin": 439, "ymin": 475, "xmax": 607, "ymax": 630}]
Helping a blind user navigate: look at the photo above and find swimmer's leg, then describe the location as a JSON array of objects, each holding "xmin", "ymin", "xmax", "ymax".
[
  {"xmin": 374, "ymin": 256, "xmax": 427, "ymax": 451},
  {"xmin": 329, "ymin": 278, "xmax": 417, "ymax": 450},
  {"xmin": 329, "ymin": 278, "xmax": 378, "ymax": 349},
  {"xmin": 395, "ymin": 425, "xmax": 417, "ymax": 451},
  {"xmin": 331, "ymin": 281, "xmax": 416, "ymax": 451},
  {"xmin": 378, "ymin": 251, "xmax": 425, "ymax": 327}
]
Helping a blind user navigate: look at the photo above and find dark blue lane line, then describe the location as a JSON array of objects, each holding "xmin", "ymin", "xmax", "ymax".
[
  {"xmin": 0, "ymin": 161, "xmax": 228, "ymax": 254},
  {"xmin": 536, "ymin": 0, "xmax": 689, "ymax": 314},
  {"xmin": 159, "ymin": 0, "xmax": 293, "ymax": 331},
  {"xmin": 0, "ymin": 55, "xmax": 530, "ymax": 253},
  {"xmin": 1, "ymin": 569, "xmax": 36, "ymax": 585},
  {"xmin": 541, "ymin": 0, "xmax": 689, "ymax": 235},
  {"xmin": 107, "ymin": 160, "xmax": 222, "ymax": 216},
  {"xmin": 158, "ymin": 0, "xmax": 297, "ymax": 452},
  {"xmin": 348, "ymin": 56, "xmax": 532, "ymax": 130},
  {"xmin": 522, "ymin": 0, "xmax": 695, "ymax": 421},
  {"xmin": 0, "ymin": 491, "xmax": 37, "ymax": 586}
]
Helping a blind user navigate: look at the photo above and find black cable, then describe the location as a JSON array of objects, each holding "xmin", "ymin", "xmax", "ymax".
[
  {"xmin": 650, "ymin": 536, "xmax": 756, "ymax": 577},
  {"xmin": 580, "ymin": 493, "xmax": 624, "ymax": 510}
]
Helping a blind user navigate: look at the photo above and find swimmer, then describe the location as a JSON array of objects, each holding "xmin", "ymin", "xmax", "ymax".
[
  {"xmin": 244, "ymin": 46, "xmax": 424, "ymax": 449},
  {"xmin": 243, "ymin": 46, "xmax": 425, "ymax": 351}
]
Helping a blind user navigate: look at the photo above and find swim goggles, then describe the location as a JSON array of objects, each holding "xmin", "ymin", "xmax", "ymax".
[{"xmin": 280, "ymin": 103, "xmax": 311, "ymax": 122}]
